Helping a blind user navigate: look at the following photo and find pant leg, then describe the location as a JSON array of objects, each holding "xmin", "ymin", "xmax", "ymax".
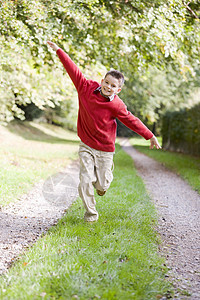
[
  {"xmin": 78, "ymin": 143, "xmax": 98, "ymax": 222},
  {"xmin": 94, "ymin": 151, "xmax": 114, "ymax": 192}
]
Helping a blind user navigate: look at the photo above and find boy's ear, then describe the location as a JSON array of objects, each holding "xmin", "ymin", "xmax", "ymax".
[{"xmin": 116, "ymin": 87, "xmax": 122, "ymax": 94}]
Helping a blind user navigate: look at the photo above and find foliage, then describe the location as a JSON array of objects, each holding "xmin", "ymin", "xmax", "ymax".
[
  {"xmin": 162, "ymin": 103, "xmax": 200, "ymax": 156},
  {"xmin": 120, "ymin": 66, "xmax": 200, "ymax": 135},
  {"xmin": 0, "ymin": 0, "xmax": 199, "ymax": 124},
  {"xmin": 0, "ymin": 37, "xmax": 77, "ymax": 124}
]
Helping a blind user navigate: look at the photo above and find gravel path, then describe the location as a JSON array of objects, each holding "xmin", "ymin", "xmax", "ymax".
[
  {"xmin": 0, "ymin": 160, "xmax": 79, "ymax": 274},
  {"xmin": 121, "ymin": 139, "xmax": 200, "ymax": 299}
]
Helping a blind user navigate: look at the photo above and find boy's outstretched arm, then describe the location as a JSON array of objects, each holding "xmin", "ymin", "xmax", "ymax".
[
  {"xmin": 114, "ymin": 100, "xmax": 161, "ymax": 150},
  {"xmin": 150, "ymin": 135, "xmax": 161, "ymax": 149},
  {"xmin": 47, "ymin": 41, "xmax": 87, "ymax": 93}
]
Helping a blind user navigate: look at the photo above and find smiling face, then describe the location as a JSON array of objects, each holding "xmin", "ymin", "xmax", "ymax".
[{"xmin": 101, "ymin": 75, "xmax": 122, "ymax": 97}]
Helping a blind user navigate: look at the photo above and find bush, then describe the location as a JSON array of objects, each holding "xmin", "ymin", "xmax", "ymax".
[{"xmin": 162, "ymin": 104, "xmax": 200, "ymax": 156}]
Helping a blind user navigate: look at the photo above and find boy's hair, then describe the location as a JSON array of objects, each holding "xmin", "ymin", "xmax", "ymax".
[{"xmin": 105, "ymin": 70, "xmax": 125, "ymax": 87}]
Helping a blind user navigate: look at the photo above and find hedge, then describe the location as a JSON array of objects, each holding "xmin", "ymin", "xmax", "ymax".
[{"xmin": 162, "ymin": 104, "xmax": 200, "ymax": 156}]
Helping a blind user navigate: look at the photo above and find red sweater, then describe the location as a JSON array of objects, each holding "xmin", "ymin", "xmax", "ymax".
[{"xmin": 57, "ymin": 49, "xmax": 153, "ymax": 152}]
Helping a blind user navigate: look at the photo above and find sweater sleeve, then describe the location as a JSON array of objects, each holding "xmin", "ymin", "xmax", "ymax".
[
  {"xmin": 56, "ymin": 49, "xmax": 87, "ymax": 93},
  {"xmin": 116, "ymin": 100, "xmax": 153, "ymax": 140}
]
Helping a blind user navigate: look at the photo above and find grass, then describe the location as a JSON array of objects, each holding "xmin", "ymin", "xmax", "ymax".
[
  {"xmin": 0, "ymin": 121, "xmax": 79, "ymax": 206},
  {"xmin": 0, "ymin": 145, "xmax": 172, "ymax": 300},
  {"xmin": 130, "ymin": 137, "xmax": 200, "ymax": 194}
]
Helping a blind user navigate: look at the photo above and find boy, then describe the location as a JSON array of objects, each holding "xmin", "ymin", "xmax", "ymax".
[{"xmin": 47, "ymin": 41, "xmax": 161, "ymax": 222}]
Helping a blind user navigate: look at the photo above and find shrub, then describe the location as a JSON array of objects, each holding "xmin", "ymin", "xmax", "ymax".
[{"xmin": 162, "ymin": 104, "xmax": 200, "ymax": 156}]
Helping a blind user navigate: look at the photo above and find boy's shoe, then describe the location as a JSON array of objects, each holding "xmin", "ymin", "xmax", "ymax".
[
  {"xmin": 84, "ymin": 212, "xmax": 98, "ymax": 223},
  {"xmin": 96, "ymin": 189, "xmax": 106, "ymax": 196}
]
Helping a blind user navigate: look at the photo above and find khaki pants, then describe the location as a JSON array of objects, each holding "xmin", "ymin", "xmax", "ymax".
[{"xmin": 78, "ymin": 141, "xmax": 114, "ymax": 222}]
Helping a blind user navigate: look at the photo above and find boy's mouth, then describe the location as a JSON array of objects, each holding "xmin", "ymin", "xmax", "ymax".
[
  {"xmin": 101, "ymin": 88, "xmax": 112, "ymax": 98},
  {"xmin": 103, "ymin": 88, "xmax": 111, "ymax": 94}
]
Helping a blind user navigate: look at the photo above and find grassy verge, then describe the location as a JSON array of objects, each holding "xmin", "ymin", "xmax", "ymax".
[
  {"xmin": 0, "ymin": 121, "xmax": 79, "ymax": 206},
  {"xmin": 130, "ymin": 137, "xmax": 200, "ymax": 194},
  {"xmin": 0, "ymin": 146, "xmax": 171, "ymax": 299}
]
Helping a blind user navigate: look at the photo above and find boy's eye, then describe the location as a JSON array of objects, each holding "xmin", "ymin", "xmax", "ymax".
[{"xmin": 112, "ymin": 85, "xmax": 116, "ymax": 88}]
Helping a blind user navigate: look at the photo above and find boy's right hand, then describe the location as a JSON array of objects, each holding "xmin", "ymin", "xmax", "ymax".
[{"xmin": 47, "ymin": 41, "xmax": 59, "ymax": 52}]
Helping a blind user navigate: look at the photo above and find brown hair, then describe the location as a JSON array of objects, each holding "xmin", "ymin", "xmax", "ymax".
[{"xmin": 105, "ymin": 70, "xmax": 125, "ymax": 86}]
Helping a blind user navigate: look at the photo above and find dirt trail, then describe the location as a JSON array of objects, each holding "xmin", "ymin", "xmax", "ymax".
[
  {"xmin": 121, "ymin": 139, "xmax": 200, "ymax": 299},
  {"xmin": 0, "ymin": 160, "xmax": 79, "ymax": 274}
]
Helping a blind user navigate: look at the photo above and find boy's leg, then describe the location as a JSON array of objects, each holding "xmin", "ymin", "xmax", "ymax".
[
  {"xmin": 78, "ymin": 143, "xmax": 98, "ymax": 222},
  {"xmin": 93, "ymin": 152, "xmax": 114, "ymax": 194}
]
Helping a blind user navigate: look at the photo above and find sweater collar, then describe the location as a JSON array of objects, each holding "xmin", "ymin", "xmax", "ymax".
[{"xmin": 94, "ymin": 86, "xmax": 115, "ymax": 101}]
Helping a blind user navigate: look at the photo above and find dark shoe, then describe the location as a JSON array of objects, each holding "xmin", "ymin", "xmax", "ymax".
[{"xmin": 96, "ymin": 189, "xmax": 106, "ymax": 196}]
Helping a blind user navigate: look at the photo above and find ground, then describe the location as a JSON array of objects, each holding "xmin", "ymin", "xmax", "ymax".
[
  {"xmin": 121, "ymin": 139, "xmax": 200, "ymax": 299},
  {"xmin": 0, "ymin": 139, "xmax": 199, "ymax": 299},
  {"xmin": 0, "ymin": 160, "xmax": 80, "ymax": 274}
]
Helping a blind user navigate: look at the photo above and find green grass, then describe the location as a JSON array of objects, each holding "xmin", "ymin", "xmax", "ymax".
[
  {"xmin": 0, "ymin": 146, "xmax": 172, "ymax": 300},
  {"xmin": 0, "ymin": 121, "xmax": 79, "ymax": 206},
  {"xmin": 130, "ymin": 137, "xmax": 200, "ymax": 193}
]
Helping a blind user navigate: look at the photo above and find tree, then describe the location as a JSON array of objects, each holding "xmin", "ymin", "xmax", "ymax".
[
  {"xmin": 0, "ymin": 0, "xmax": 199, "ymax": 124},
  {"xmin": 120, "ymin": 65, "xmax": 200, "ymax": 134}
]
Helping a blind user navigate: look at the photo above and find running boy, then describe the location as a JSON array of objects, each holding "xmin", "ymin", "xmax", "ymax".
[{"xmin": 47, "ymin": 41, "xmax": 161, "ymax": 222}]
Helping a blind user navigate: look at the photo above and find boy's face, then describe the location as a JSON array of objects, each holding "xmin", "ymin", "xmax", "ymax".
[{"xmin": 101, "ymin": 75, "xmax": 122, "ymax": 97}]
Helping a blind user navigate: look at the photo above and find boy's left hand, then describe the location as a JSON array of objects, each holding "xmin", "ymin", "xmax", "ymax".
[{"xmin": 150, "ymin": 135, "xmax": 161, "ymax": 149}]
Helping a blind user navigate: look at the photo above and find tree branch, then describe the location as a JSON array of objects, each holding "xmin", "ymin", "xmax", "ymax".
[{"xmin": 183, "ymin": 1, "xmax": 199, "ymax": 19}]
